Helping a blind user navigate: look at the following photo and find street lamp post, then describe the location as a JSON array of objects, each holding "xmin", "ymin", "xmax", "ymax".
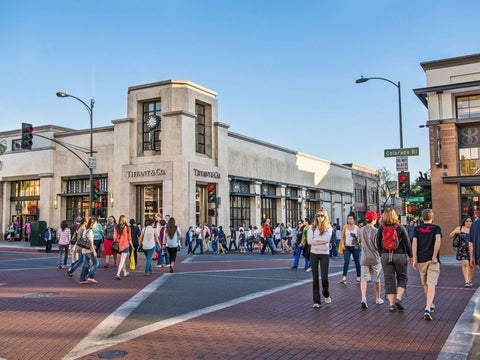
[
  {"xmin": 56, "ymin": 92, "xmax": 95, "ymax": 217},
  {"xmin": 355, "ymin": 75, "xmax": 403, "ymax": 149},
  {"xmin": 356, "ymin": 75, "xmax": 404, "ymax": 216}
]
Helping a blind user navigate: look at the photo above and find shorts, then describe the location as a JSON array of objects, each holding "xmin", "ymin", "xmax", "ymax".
[
  {"xmin": 417, "ymin": 261, "xmax": 440, "ymax": 286},
  {"xmin": 361, "ymin": 263, "xmax": 382, "ymax": 282}
]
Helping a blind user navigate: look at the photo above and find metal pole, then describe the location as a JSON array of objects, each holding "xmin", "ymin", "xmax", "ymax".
[
  {"xmin": 398, "ymin": 81, "xmax": 403, "ymax": 149},
  {"xmin": 88, "ymin": 99, "xmax": 94, "ymax": 217}
]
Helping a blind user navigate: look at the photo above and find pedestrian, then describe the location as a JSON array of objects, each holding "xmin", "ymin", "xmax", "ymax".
[
  {"xmin": 274, "ymin": 223, "xmax": 282, "ymax": 248},
  {"xmin": 192, "ymin": 223, "xmax": 204, "ymax": 254},
  {"xmin": 358, "ymin": 211, "xmax": 384, "ymax": 309},
  {"xmin": 79, "ymin": 217, "xmax": 98, "ymax": 284},
  {"xmin": 238, "ymin": 228, "xmax": 246, "ymax": 253},
  {"xmin": 129, "ymin": 219, "xmax": 141, "ymax": 265},
  {"xmin": 92, "ymin": 216, "xmax": 104, "ymax": 256},
  {"xmin": 155, "ymin": 219, "xmax": 168, "ymax": 268},
  {"xmin": 286, "ymin": 222, "xmax": 293, "ymax": 252},
  {"xmin": 165, "ymin": 217, "xmax": 182, "ymax": 273},
  {"xmin": 211, "ymin": 224, "xmax": 219, "ymax": 254},
  {"xmin": 261, "ymin": 219, "xmax": 277, "ymax": 254},
  {"xmin": 67, "ymin": 217, "xmax": 86, "ymax": 277},
  {"xmin": 330, "ymin": 223, "xmax": 337, "ymax": 258},
  {"xmin": 7, "ymin": 222, "xmax": 15, "ymax": 242},
  {"xmin": 406, "ymin": 220, "xmax": 416, "ymax": 241},
  {"xmin": 57, "ymin": 220, "xmax": 71, "ymax": 269},
  {"xmin": 308, "ymin": 209, "xmax": 333, "ymax": 308},
  {"xmin": 103, "ymin": 216, "xmax": 117, "ymax": 268},
  {"xmin": 139, "ymin": 218, "xmax": 160, "ymax": 276},
  {"xmin": 44, "ymin": 227, "xmax": 53, "ymax": 253},
  {"xmin": 450, "ymin": 217, "xmax": 474, "ymax": 287},
  {"xmin": 114, "ymin": 215, "xmax": 134, "ymax": 280},
  {"xmin": 340, "ymin": 213, "xmax": 361, "ymax": 284},
  {"xmin": 246, "ymin": 225, "xmax": 255, "ymax": 253},
  {"xmin": 376, "ymin": 207, "xmax": 412, "ymax": 313},
  {"xmin": 203, "ymin": 223, "xmax": 211, "ymax": 252},
  {"xmin": 228, "ymin": 226, "xmax": 238, "ymax": 251},
  {"xmin": 185, "ymin": 226, "xmax": 194, "ymax": 254},
  {"xmin": 280, "ymin": 223, "xmax": 287, "ymax": 252},
  {"xmin": 412, "ymin": 209, "xmax": 442, "ymax": 320},
  {"xmin": 218, "ymin": 226, "xmax": 229, "ymax": 254},
  {"xmin": 291, "ymin": 219, "xmax": 311, "ymax": 271}
]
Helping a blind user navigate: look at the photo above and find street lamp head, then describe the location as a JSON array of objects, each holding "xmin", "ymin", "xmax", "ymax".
[
  {"xmin": 355, "ymin": 76, "xmax": 369, "ymax": 84},
  {"xmin": 56, "ymin": 91, "xmax": 69, "ymax": 98}
]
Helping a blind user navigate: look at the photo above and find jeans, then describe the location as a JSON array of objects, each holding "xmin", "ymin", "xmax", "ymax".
[
  {"xmin": 211, "ymin": 239, "xmax": 218, "ymax": 253},
  {"xmin": 292, "ymin": 245, "xmax": 310, "ymax": 269},
  {"xmin": 187, "ymin": 240, "xmax": 193, "ymax": 254},
  {"xmin": 58, "ymin": 244, "xmax": 69, "ymax": 266},
  {"xmin": 192, "ymin": 239, "xmax": 203, "ymax": 254},
  {"xmin": 343, "ymin": 246, "xmax": 361, "ymax": 277},
  {"xmin": 80, "ymin": 252, "xmax": 98, "ymax": 281},
  {"xmin": 229, "ymin": 239, "xmax": 238, "ymax": 251},
  {"xmin": 156, "ymin": 244, "xmax": 163, "ymax": 265},
  {"xmin": 144, "ymin": 248, "xmax": 154, "ymax": 274},
  {"xmin": 310, "ymin": 253, "xmax": 330, "ymax": 304},
  {"xmin": 69, "ymin": 250, "xmax": 84, "ymax": 274},
  {"xmin": 45, "ymin": 240, "xmax": 52, "ymax": 253},
  {"xmin": 261, "ymin": 237, "xmax": 277, "ymax": 254},
  {"xmin": 331, "ymin": 239, "xmax": 340, "ymax": 257},
  {"xmin": 246, "ymin": 241, "xmax": 254, "ymax": 253},
  {"xmin": 94, "ymin": 239, "xmax": 102, "ymax": 254}
]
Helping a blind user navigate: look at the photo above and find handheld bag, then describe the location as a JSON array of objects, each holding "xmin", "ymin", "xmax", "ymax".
[
  {"xmin": 111, "ymin": 241, "xmax": 120, "ymax": 254},
  {"xmin": 452, "ymin": 234, "xmax": 461, "ymax": 248},
  {"xmin": 76, "ymin": 236, "xmax": 91, "ymax": 249}
]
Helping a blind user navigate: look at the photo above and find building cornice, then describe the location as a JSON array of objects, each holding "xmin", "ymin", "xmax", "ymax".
[
  {"xmin": 413, "ymin": 80, "xmax": 480, "ymax": 108},
  {"xmin": 128, "ymin": 79, "xmax": 217, "ymax": 97},
  {"xmin": 420, "ymin": 53, "xmax": 480, "ymax": 71}
]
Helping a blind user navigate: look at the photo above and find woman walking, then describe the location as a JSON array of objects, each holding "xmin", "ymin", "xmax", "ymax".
[
  {"xmin": 340, "ymin": 214, "xmax": 361, "ymax": 284},
  {"xmin": 114, "ymin": 215, "xmax": 134, "ymax": 280},
  {"xmin": 376, "ymin": 207, "xmax": 412, "ymax": 312},
  {"xmin": 450, "ymin": 217, "xmax": 474, "ymax": 287},
  {"xmin": 57, "ymin": 220, "xmax": 71, "ymax": 269},
  {"xmin": 139, "ymin": 218, "xmax": 159, "ymax": 276},
  {"xmin": 79, "ymin": 217, "xmax": 98, "ymax": 284},
  {"xmin": 165, "ymin": 217, "xmax": 182, "ymax": 273},
  {"xmin": 67, "ymin": 217, "xmax": 86, "ymax": 277},
  {"xmin": 104, "ymin": 216, "xmax": 117, "ymax": 268},
  {"xmin": 308, "ymin": 209, "xmax": 333, "ymax": 308}
]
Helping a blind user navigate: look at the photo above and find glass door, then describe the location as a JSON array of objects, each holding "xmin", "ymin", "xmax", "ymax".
[{"xmin": 136, "ymin": 184, "xmax": 163, "ymax": 225}]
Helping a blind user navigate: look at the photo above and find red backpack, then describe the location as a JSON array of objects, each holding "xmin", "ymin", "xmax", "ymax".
[{"xmin": 382, "ymin": 224, "xmax": 399, "ymax": 251}]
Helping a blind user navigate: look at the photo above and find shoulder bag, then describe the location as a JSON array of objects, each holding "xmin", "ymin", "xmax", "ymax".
[
  {"xmin": 111, "ymin": 240, "xmax": 120, "ymax": 253},
  {"xmin": 452, "ymin": 227, "xmax": 461, "ymax": 248},
  {"xmin": 76, "ymin": 233, "xmax": 91, "ymax": 249}
]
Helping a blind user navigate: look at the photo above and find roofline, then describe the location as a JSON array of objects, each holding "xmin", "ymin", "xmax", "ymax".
[
  {"xmin": 412, "ymin": 80, "xmax": 480, "ymax": 108},
  {"xmin": 420, "ymin": 53, "xmax": 480, "ymax": 71},
  {"xmin": 128, "ymin": 79, "xmax": 217, "ymax": 97}
]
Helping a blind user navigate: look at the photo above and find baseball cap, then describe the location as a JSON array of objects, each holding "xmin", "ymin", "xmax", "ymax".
[{"xmin": 75, "ymin": 216, "xmax": 82, "ymax": 222}]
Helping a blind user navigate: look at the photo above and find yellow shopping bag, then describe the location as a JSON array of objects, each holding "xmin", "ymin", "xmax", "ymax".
[
  {"xmin": 129, "ymin": 251, "xmax": 136, "ymax": 270},
  {"xmin": 338, "ymin": 241, "xmax": 344, "ymax": 255}
]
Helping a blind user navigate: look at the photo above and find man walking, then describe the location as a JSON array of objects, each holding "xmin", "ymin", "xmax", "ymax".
[{"xmin": 412, "ymin": 209, "xmax": 442, "ymax": 321}]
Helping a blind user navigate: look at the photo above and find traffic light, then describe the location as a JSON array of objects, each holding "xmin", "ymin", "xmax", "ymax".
[
  {"xmin": 398, "ymin": 171, "xmax": 410, "ymax": 198},
  {"xmin": 92, "ymin": 179, "xmax": 100, "ymax": 201},
  {"xmin": 21, "ymin": 123, "xmax": 33, "ymax": 150},
  {"xmin": 207, "ymin": 183, "xmax": 216, "ymax": 203},
  {"xmin": 208, "ymin": 208, "xmax": 216, "ymax": 217}
]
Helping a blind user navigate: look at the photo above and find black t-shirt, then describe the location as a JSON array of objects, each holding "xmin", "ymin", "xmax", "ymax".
[{"xmin": 413, "ymin": 223, "xmax": 442, "ymax": 263}]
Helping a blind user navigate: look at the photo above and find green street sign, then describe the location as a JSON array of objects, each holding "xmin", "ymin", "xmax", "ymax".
[
  {"xmin": 384, "ymin": 147, "xmax": 419, "ymax": 157},
  {"xmin": 406, "ymin": 196, "xmax": 424, "ymax": 202}
]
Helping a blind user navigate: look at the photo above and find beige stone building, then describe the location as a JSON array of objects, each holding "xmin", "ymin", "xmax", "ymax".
[
  {"xmin": 0, "ymin": 80, "xmax": 379, "ymax": 239},
  {"xmin": 414, "ymin": 53, "xmax": 480, "ymax": 253}
]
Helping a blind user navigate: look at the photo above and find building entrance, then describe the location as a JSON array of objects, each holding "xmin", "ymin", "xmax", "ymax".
[
  {"xmin": 136, "ymin": 184, "xmax": 163, "ymax": 225},
  {"xmin": 461, "ymin": 185, "xmax": 480, "ymax": 220}
]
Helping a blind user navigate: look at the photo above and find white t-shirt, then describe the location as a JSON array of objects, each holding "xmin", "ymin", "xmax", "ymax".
[{"xmin": 142, "ymin": 226, "xmax": 156, "ymax": 250}]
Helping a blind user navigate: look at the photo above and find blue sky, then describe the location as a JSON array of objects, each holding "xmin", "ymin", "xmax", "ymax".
[{"xmin": 1, "ymin": 0, "xmax": 479, "ymax": 180}]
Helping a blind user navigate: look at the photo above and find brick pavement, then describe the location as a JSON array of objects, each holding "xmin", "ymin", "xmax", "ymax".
[{"xmin": 0, "ymin": 246, "xmax": 478, "ymax": 360}]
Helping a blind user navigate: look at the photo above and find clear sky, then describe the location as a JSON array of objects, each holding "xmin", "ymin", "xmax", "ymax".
[{"xmin": 1, "ymin": 0, "xmax": 479, "ymax": 180}]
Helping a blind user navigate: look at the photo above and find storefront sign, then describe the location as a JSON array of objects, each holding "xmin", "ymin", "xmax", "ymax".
[
  {"xmin": 193, "ymin": 168, "xmax": 221, "ymax": 179},
  {"xmin": 126, "ymin": 168, "xmax": 166, "ymax": 178}
]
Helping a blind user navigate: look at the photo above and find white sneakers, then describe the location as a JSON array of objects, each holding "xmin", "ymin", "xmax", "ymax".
[
  {"xmin": 325, "ymin": 296, "xmax": 332, "ymax": 304},
  {"xmin": 361, "ymin": 298, "xmax": 368, "ymax": 309},
  {"xmin": 312, "ymin": 303, "xmax": 321, "ymax": 308},
  {"xmin": 376, "ymin": 298, "xmax": 385, "ymax": 304}
]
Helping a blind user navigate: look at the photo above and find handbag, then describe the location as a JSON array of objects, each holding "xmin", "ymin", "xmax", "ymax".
[
  {"xmin": 338, "ymin": 241, "xmax": 344, "ymax": 255},
  {"xmin": 129, "ymin": 251, "xmax": 136, "ymax": 270},
  {"xmin": 302, "ymin": 244, "xmax": 311, "ymax": 258},
  {"xmin": 452, "ymin": 234, "xmax": 461, "ymax": 248},
  {"xmin": 111, "ymin": 241, "xmax": 120, "ymax": 253},
  {"xmin": 76, "ymin": 236, "xmax": 91, "ymax": 249}
]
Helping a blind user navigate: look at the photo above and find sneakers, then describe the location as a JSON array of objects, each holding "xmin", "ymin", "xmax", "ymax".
[
  {"xmin": 58, "ymin": 265, "xmax": 62, "ymax": 269},
  {"xmin": 325, "ymin": 297, "xmax": 332, "ymax": 304},
  {"xmin": 66, "ymin": 270, "xmax": 73, "ymax": 278},
  {"xmin": 340, "ymin": 277, "xmax": 347, "ymax": 285},
  {"xmin": 305, "ymin": 267, "xmax": 312, "ymax": 273},
  {"xmin": 376, "ymin": 298, "xmax": 385, "ymax": 305},
  {"xmin": 104, "ymin": 263, "xmax": 109, "ymax": 268},
  {"xmin": 356, "ymin": 277, "xmax": 361, "ymax": 283},
  {"xmin": 430, "ymin": 304, "xmax": 435, "ymax": 314},
  {"xmin": 361, "ymin": 298, "xmax": 368, "ymax": 309},
  {"xmin": 312, "ymin": 303, "xmax": 321, "ymax": 308},
  {"xmin": 395, "ymin": 299, "xmax": 404, "ymax": 311},
  {"xmin": 290, "ymin": 266, "xmax": 297, "ymax": 269},
  {"xmin": 424, "ymin": 309, "xmax": 432, "ymax": 320},
  {"xmin": 155, "ymin": 264, "xmax": 163, "ymax": 268}
]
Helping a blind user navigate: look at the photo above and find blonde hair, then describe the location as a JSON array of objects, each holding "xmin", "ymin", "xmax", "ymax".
[
  {"xmin": 421, "ymin": 209, "xmax": 433, "ymax": 221},
  {"xmin": 312, "ymin": 209, "xmax": 330, "ymax": 235},
  {"xmin": 380, "ymin": 207, "xmax": 398, "ymax": 226}
]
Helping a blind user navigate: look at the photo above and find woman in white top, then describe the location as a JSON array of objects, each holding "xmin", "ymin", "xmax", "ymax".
[
  {"xmin": 340, "ymin": 214, "xmax": 361, "ymax": 285},
  {"xmin": 165, "ymin": 217, "xmax": 182, "ymax": 273},
  {"xmin": 57, "ymin": 220, "xmax": 71, "ymax": 268},
  {"xmin": 308, "ymin": 209, "xmax": 333, "ymax": 308},
  {"xmin": 139, "ymin": 218, "xmax": 159, "ymax": 276}
]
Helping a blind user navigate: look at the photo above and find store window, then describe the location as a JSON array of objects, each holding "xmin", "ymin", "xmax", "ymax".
[
  {"xmin": 65, "ymin": 178, "xmax": 108, "ymax": 220},
  {"xmin": 142, "ymin": 101, "xmax": 161, "ymax": 152},
  {"xmin": 457, "ymin": 95, "xmax": 480, "ymax": 119},
  {"xmin": 261, "ymin": 198, "xmax": 277, "ymax": 226},
  {"xmin": 458, "ymin": 125, "xmax": 480, "ymax": 176},
  {"xmin": 369, "ymin": 190, "xmax": 377, "ymax": 204},
  {"xmin": 285, "ymin": 187, "xmax": 300, "ymax": 225},
  {"xmin": 230, "ymin": 180, "xmax": 252, "ymax": 228},
  {"xmin": 195, "ymin": 101, "xmax": 212, "ymax": 157},
  {"xmin": 136, "ymin": 184, "xmax": 163, "ymax": 225},
  {"xmin": 10, "ymin": 180, "xmax": 40, "ymax": 240},
  {"xmin": 461, "ymin": 185, "xmax": 480, "ymax": 220}
]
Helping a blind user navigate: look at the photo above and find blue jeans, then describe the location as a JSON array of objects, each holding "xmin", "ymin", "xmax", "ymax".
[
  {"xmin": 144, "ymin": 248, "xmax": 154, "ymax": 274},
  {"xmin": 246, "ymin": 241, "xmax": 254, "ymax": 253},
  {"xmin": 80, "ymin": 252, "xmax": 98, "ymax": 281},
  {"xmin": 156, "ymin": 244, "xmax": 163, "ymax": 265},
  {"xmin": 261, "ymin": 237, "xmax": 277, "ymax": 254},
  {"xmin": 187, "ymin": 240, "xmax": 193, "ymax": 254},
  {"xmin": 229, "ymin": 239, "xmax": 238, "ymax": 251},
  {"xmin": 69, "ymin": 250, "xmax": 84, "ymax": 274},
  {"xmin": 58, "ymin": 244, "xmax": 69, "ymax": 266},
  {"xmin": 292, "ymin": 245, "xmax": 310, "ymax": 269},
  {"xmin": 211, "ymin": 239, "xmax": 218, "ymax": 253},
  {"xmin": 192, "ymin": 239, "xmax": 203, "ymax": 254},
  {"xmin": 343, "ymin": 246, "xmax": 361, "ymax": 277}
]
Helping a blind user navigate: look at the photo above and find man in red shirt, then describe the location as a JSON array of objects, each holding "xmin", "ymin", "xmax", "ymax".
[{"xmin": 261, "ymin": 219, "xmax": 277, "ymax": 255}]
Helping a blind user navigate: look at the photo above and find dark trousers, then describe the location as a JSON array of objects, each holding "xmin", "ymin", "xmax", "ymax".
[
  {"xmin": 45, "ymin": 240, "xmax": 52, "ymax": 253},
  {"xmin": 310, "ymin": 253, "xmax": 330, "ymax": 304},
  {"xmin": 192, "ymin": 239, "xmax": 203, "ymax": 254}
]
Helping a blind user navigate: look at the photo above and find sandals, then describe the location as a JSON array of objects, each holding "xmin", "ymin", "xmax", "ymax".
[
  {"xmin": 115, "ymin": 275, "xmax": 122, "ymax": 280},
  {"xmin": 389, "ymin": 305, "xmax": 396, "ymax": 312}
]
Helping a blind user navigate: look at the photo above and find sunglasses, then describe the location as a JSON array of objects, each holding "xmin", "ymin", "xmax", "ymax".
[
  {"xmin": 466, "ymin": 220, "xmax": 473, "ymax": 222},
  {"xmin": 316, "ymin": 214, "xmax": 324, "ymax": 218}
]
